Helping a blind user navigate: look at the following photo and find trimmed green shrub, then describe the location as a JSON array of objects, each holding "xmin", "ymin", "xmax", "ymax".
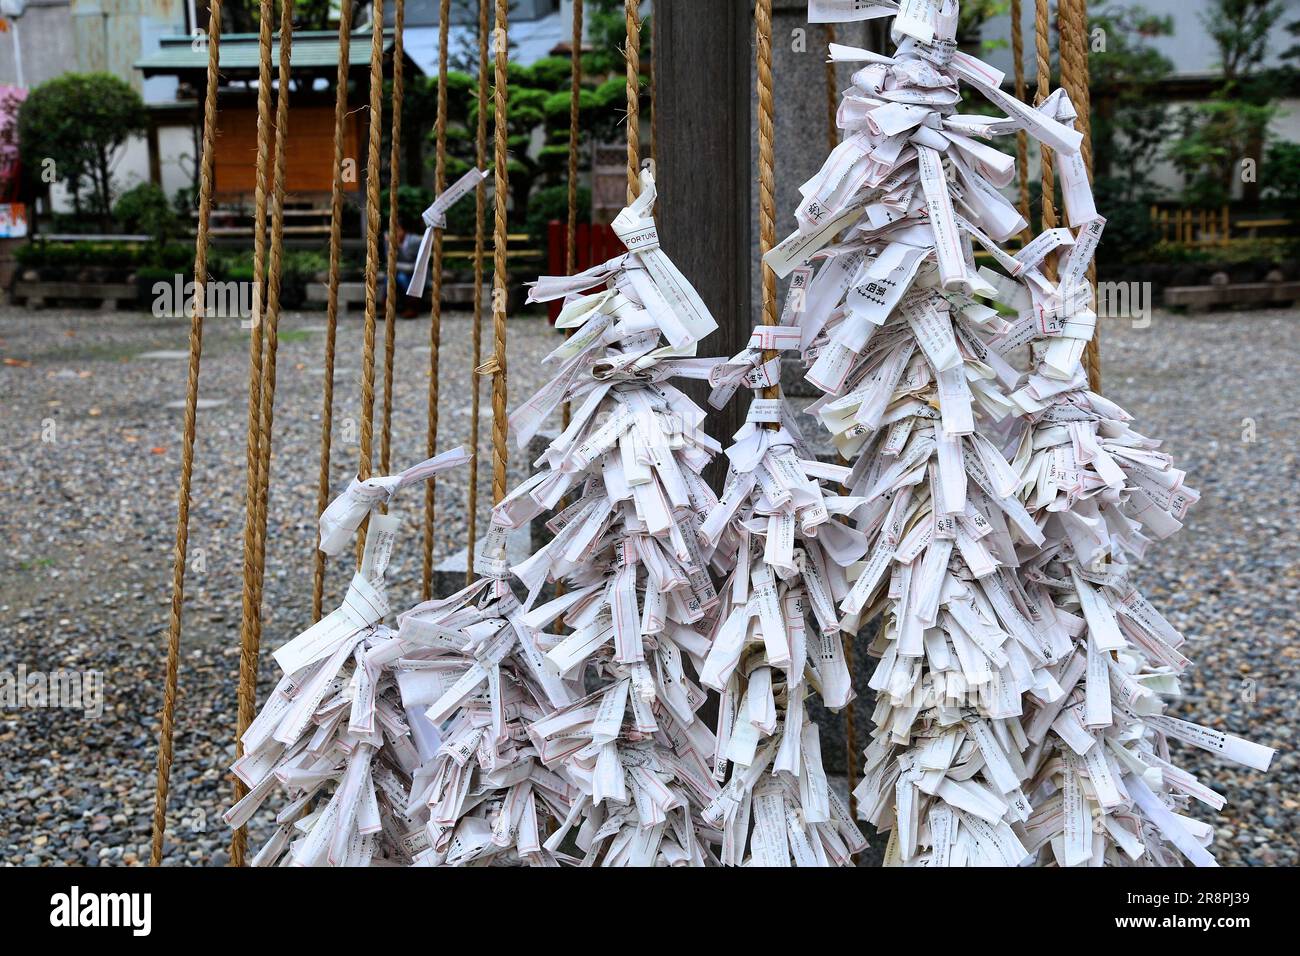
[{"xmin": 114, "ymin": 183, "xmax": 181, "ymax": 241}]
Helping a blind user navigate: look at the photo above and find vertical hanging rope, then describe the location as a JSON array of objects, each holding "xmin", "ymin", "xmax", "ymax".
[
  {"xmin": 1012, "ymin": 0, "xmax": 1031, "ymax": 244},
  {"xmin": 1059, "ymin": 0, "xmax": 1099, "ymax": 391},
  {"xmin": 822, "ymin": 17, "xmax": 858, "ymax": 822},
  {"xmin": 227, "ymin": 0, "xmax": 276, "ymax": 865},
  {"xmin": 421, "ymin": 0, "xmax": 451, "ymax": 598},
  {"xmin": 381, "ymin": 0, "xmax": 407, "ymax": 476},
  {"xmin": 490, "ymin": 0, "xmax": 510, "ymax": 506},
  {"xmin": 755, "ymin": 0, "xmax": 778, "ymax": 410},
  {"xmin": 356, "ymin": 0, "xmax": 387, "ymax": 566},
  {"xmin": 312, "ymin": 0, "xmax": 355, "ymax": 623},
  {"xmin": 1058, "ymin": 0, "xmax": 1093, "ymax": 187},
  {"xmin": 466, "ymin": 0, "xmax": 490, "ymax": 583},
  {"xmin": 624, "ymin": 0, "xmax": 640, "ymax": 201},
  {"xmin": 244, "ymin": 0, "xmax": 277, "ymax": 502},
  {"xmin": 1034, "ymin": 0, "xmax": 1058, "ymax": 282},
  {"xmin": 232, "ymin": 0, "xmax": 294, "ymax": 866},
  {"xmin": 150, "ymin": 0, "xmax": 221, "ymax": 868},
  {"xmin": 232, "ymin": 0, "xmax": 275, "ymax": 728}
]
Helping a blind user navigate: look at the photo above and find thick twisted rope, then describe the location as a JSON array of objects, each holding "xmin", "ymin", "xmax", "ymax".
[
  {"xmin": 245, "ymin": 0, "xmax": 276, "ymax": 460},
  {"xmin": 755, "ymin": 3, "xmax": 775, "ymax": 289},
  {"xmin": 356, "ymin": 0, "xmax": 387, "ymax": 567},
  {"xmin": 232, "ymin": 0, "xmax": 275, "ymax": 714},
  {"xmin": 490, "ymin": 0, "xmax": 510, "ymax": 506},
  {"xmin": 232, "ymin": 0, "xmax": 294, "ymax": 867},
  {"xmin": 1059, "ymin": 0, "xmax": 1100, "ymax": 391},
  {"xmin": 1035, "ymin": 0, "xmax": 1057, "ymax": 283},
  {"xmin": 150, "ymin": 0, "xmax": 221, "ymax": 868},
  {"xmin": 466, "ymin": 0, "xmax": 490, "ymax": 584},
  {"xmin": 1012, "ymin": 0, "xmax": 1031, "ymax": 244},
  {"xmin": 1058, "ymin": 0, "xmax": 1093, "ymax": 179},
  {"xmin": 227, "ymin": 0, "xmax": 276, "ymax": 865},
  {"xmin": 382, "ymin": 0, "xmax": 407, "ymax": 477},
  {"xmin": 312, "ymin": 0, "xmax": 355, "ymax": 623},
  {"xmin": 756, "ymin": 0, "xmax": 778, "ymax": 415},
  {"xmin": 421, "ymin": 0, "xmax": 451, "ymax": 598},
  {"xmin": 625, "ymin": 0, "xmax": 640, "ymax": 201}
]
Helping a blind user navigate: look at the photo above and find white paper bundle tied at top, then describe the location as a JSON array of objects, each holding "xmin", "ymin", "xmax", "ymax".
[
  {"xmin": 405, "ymin": 168, "xmax": 488, "ymax": 298},
  {"xmin": 230, "ymin": 171, "xmax": 733, "ymax": 866},
  {"xmin": 693, "ymin": 258, "xmax": 874, "ymax": 864}
]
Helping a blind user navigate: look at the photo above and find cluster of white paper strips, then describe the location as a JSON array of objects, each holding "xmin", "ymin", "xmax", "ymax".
[{"xmin": 226, "ymin": 0, "xmax": 1272, "ymax": 866}]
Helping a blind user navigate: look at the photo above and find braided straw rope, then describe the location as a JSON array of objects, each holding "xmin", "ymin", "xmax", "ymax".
[
  {"xmin": 755, "ymin": 0, "xmax": 778, "ymax": 414},
  {"xmin": 421, "ymin": 0, "xmax": 451, "ymax": 598},
  {"xmin": 312, "ymin": 0, "xmax": 355, "ymax": 623},
  {"xmin": 1058, "ymin": 0, "xmax": 1100, "ymax": 391},
  {"xmin": 227, "ymin": 0, "xmax": 275, "ymax": 864},
  {"xmin": 232, "ymin": 0, "xmax": 294, "ymax": 867},
  {"xmin": 244, "ymin": 0, "xmax": 275, "ymax": 476},
  {"xmin": 466, "ymin": 0, "xmax": 490, "ymax": 583},
  {"xmin": 1034, "ymin": 0, "xmax": 1057, "ymax": 282},
  {"xmin": 356, "ymin": 0, "xmax": 388, "ymax": 566},
  {"xmin": 625, "ymin": 1, "xmax": 641, "ymax": 201},
  {"xmin": 1058, "ymin": 0, "xmax": 1094, "ymax": 183},
  {"xmin": 231, "ymin": 0, "xmax": 275, "ymax": 751},
  {"xmin": 1012, "ymin": 0, "xmax": 1031, "ymax": 244},
  {"xmin": 243, "ymin": 0, "xmax": 275, "ymax": 514},
  {"xmin": 150, "ymin": 0, "xmax": 221, "ymax": 868},
  {"xmin": 382, "ymin": 0, "xmax": 407, "ymax": 477},
  {"xmin": 490, "ymin": 0, "xmax": 510, "ymax": 506}
]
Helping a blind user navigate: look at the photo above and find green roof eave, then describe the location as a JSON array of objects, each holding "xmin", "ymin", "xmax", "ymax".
[{"xmin": 135, "ymin": 29, "xmax": 396, "ymax": 76}]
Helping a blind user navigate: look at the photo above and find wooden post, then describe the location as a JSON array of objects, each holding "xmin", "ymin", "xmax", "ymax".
[
  {"xmin": 147, "ymin": 116, "xmax": 163, "ymax": 187},
  {"xmin": 654, "ymin": 0, "xmax": 752, "ymax": 459}
]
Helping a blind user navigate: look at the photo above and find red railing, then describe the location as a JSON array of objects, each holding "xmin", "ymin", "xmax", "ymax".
[{"xmin": 545, "ymin": 220, "xmax": 622, "ymax": 323}]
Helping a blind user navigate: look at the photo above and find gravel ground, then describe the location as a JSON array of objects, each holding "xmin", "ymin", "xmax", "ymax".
[
  {"xmin": 1096, "ymin": 309, "xmax": 1298, "ymax": 866},
  {"xmin": 0, "ymin": 304, "xmax": 558, "ymax": 866},
  {"xmin": 0, "ymin": 303, "xmax": 1294, "ymax": 866}
]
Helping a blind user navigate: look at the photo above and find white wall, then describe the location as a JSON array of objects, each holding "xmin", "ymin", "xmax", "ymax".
[
  {"xmin": 0, "ymin": 1, "xmax": 76, "ymax": 89},
  {"xmin": 982, "ymin": 0, "xmax": 1298, "ymax": 81}
]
